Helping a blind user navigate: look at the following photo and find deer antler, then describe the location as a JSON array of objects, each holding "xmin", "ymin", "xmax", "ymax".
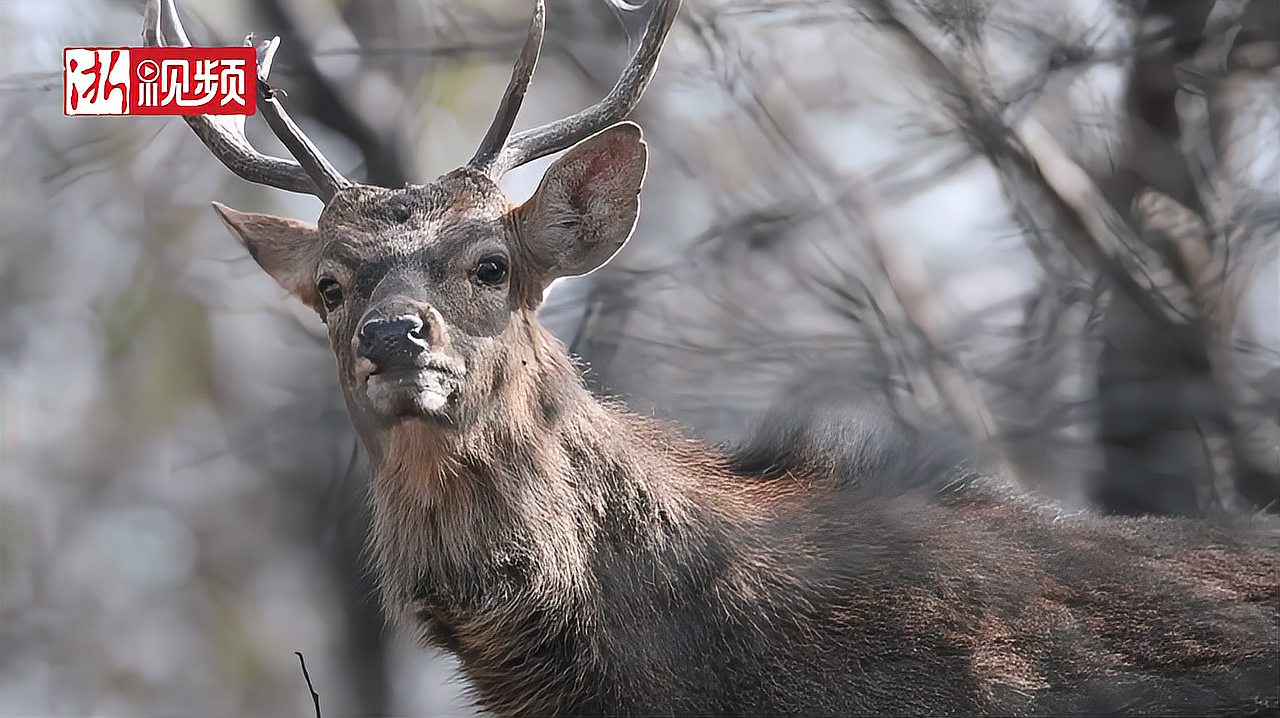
[
  {"xmin": 469, "ymin": 0, "xmax": 546, "ymax": 173},
  {"xmin": 470, "ymin": 0, "xmax": 681, "ymax": 178},
  {"xmin": 142, "ymin": 0, "xmax": 350, "ymax": 201}
]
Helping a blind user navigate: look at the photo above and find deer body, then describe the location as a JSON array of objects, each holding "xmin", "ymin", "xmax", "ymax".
[
  {"xmin": 142, "ymin": 0, "xmax": 1279, "ymax": 713},
  {"xmin": 365, "ymin": 317, "xmax": 1279, "ymax": 716}
]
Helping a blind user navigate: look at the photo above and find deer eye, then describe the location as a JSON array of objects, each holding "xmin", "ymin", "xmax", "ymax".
[
  {"xmin": 474, "ymin": 256, "xmax": 508, "ymax": 286},
  {"xmin": 317, "ymin": 277, "xmax": 344, "ymax": 311}
]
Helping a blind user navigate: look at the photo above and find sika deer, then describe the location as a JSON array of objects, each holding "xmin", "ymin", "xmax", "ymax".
[{"xmin": 143, "ymin": 0, "xmax": 1279, "ymax": 714}]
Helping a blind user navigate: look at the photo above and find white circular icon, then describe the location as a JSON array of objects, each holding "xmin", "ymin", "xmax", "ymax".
[{"xmin": 137, "ymin": 59, "xmax": 160, "ymax": 82}]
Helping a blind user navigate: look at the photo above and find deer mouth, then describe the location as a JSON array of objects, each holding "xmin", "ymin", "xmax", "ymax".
[{"xmin": 365, "ymin": 364, "xmax": 462, "ymax": 418}]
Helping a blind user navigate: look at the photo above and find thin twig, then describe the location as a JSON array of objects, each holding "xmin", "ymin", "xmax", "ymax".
[{"xmin": 295, "ymin": 651, "xmax": 322, "ymax": 718}]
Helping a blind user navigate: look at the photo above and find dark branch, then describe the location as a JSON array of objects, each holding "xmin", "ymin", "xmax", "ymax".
[{"xmin": 295, "ymin": 651, "xmax": 322, "ymax": 718}]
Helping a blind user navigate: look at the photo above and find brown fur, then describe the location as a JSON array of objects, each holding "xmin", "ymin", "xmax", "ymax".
[{"xmin": 359, "ymin": 315, "xmax": 1278, "ymax": 716}]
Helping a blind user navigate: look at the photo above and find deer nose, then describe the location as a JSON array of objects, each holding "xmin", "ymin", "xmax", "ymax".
[{"xmin": 357, "ymin": 315, "xmax": 428, "ymax": 372}]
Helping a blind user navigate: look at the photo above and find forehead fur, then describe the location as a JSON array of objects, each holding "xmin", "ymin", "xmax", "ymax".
[{"xmin": 317, "ymin": 167, "xmax": 512, "ymax": 247}]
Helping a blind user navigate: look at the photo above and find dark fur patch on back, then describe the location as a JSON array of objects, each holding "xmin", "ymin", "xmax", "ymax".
[{"xmin": 732, "ymin": 395, "xmax": 983, "ymax": 498}]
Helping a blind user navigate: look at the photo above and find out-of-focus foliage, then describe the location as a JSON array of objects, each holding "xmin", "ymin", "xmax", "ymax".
[{"xmin": 0, "ymin": 0, "xmax": 1275, "ymax": 715}]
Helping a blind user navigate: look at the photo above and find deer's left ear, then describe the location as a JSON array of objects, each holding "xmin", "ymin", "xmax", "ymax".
[
  {"xmin": 516, "ymin": 121, "xmax": 647, "ymax": 285},
  {"xmin": 212, "ymin": 202, "xmax": 324, "ymax": 313}
]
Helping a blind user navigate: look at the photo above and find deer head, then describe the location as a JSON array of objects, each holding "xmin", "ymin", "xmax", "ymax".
[{"xmin": 144, "ymin": 0, "xmax": 678, "ymax": 457}]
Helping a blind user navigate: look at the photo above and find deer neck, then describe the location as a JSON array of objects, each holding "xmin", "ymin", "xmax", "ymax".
[{"xmin": 364, "ymin": 315, "xmax": 734, "ymax": 635}]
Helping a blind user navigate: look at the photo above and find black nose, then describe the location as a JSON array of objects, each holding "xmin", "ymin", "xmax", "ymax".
[{"xmin": 357, "ymin": 315, "xmax": 427, "ymax": 371}]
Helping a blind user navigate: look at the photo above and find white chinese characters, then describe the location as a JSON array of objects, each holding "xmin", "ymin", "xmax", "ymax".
[{"xmin": 141, "ymin": 58, "xmax": 249, "ymax": 109}]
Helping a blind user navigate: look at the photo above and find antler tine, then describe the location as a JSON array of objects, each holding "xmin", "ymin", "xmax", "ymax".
[
  {"xmin": 470, "ymin": 0, "xmax": 546, "ymax": 173},
  {"xmin": 482, "ymin": 0, "xmax": 681, "ymax": 178},
  {"xmin": 253, "ymin": 38, "xmax": 351, "ymax": 201},
  {"xmin": 143, "ymin": 0, "xmax": 349, "ymax": 201}
]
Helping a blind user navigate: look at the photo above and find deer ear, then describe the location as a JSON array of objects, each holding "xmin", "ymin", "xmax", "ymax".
[
  {"xmin": 211, "ymin": 202, "xmax": 323, "ymax": 313},
  {"xmin": 517, "ymin": 121, "xmax": 647, "ymax": 284}
]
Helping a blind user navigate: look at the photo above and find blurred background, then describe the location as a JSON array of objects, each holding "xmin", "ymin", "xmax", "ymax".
[{"xmin": 1, "ymin": 0, "xmax": 1276, "ymax": 715}]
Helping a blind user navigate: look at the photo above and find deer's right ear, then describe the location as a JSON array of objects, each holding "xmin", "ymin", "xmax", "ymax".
[{"xmin": 211, "ymin": 202, "xmax": 324, "ymax": 313}]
